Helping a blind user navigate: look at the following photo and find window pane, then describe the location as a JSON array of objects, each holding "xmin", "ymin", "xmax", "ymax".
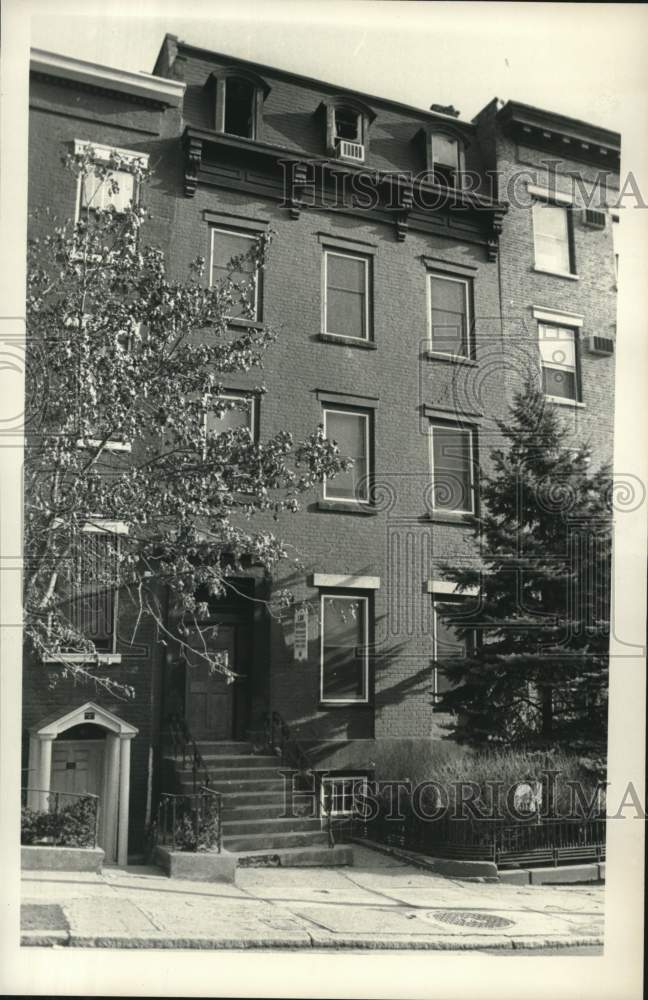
[
  {"xmin": 211, "ymin": 230, "xmax": 258, "ymax": 319},
  {"xmin": 538, "ymin": 325, "xmax": 576, "ymax": 369},
  {"xmin": 224, "ymin": 78, "xmax": 255, "ymax": 138},
  {"xmin": 542, "ymin": 367, "xmax": 576, "ymax": 400},
  {"xmin": 335, "ymin": 108, "xmax": 361, "ymax": 141},
  {"xmin": 325, "ymin": 410, "xmax": 368, "ymax": 501},
  {"xmin": 207, "ymin": 396, "xmax": 252, "ymax": 435},
  {"xmin": 433, "ymin": 134, "xmax": 459, "ymax": 169},
  {"xmin": 533, "ymin": 203, "xmax": 571, "ymax": 272},
  {"xmin": 432, "ymin": 426, "xmax": 473, "ymax": 512},
  {"xmin": 326, "ymin": 254, "xmax": 367, "ymax": 339},
  {"xmin": 322, "ymin": 597, "xmax": 366, "ymax": 700},
  {"xmin": 430, "ymin": 276, "xmax": 468, "ymax": 355},
  {"xmin": 81, "ymin": 169, "xmax": 134, "ymax": 213}
]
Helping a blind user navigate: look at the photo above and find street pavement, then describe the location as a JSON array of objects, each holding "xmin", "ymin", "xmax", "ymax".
[{"xmin": 21, "ymin": 844, "xmax": 604, "ymax": 951}]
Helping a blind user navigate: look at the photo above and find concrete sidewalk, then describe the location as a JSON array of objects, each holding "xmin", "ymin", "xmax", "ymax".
[{"xmin": 21, "ymin": 844, "xmax": 604, "ymax": 951}]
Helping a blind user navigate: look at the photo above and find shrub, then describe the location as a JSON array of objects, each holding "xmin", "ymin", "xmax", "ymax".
[{"xmin": 20, "ymin": 796, "xmax": 98, "ymax": 847}]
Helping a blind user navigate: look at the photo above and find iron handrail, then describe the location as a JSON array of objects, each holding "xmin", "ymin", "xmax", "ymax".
[{"xmin": 165, "ymin": 712, "xmax": 210, "ymax": 792}]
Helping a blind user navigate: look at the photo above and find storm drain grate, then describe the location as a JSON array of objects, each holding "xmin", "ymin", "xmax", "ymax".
[{"xmin": 426, "ymin": 910, "xmax": 515, "ymax": 929}]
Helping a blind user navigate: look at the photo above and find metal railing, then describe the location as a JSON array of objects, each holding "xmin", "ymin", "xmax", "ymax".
[
  {"xmin": 350, "ymin": 810, "xmax": 606, "ymax": 868},
  {"xmin": 155, "ymin": 787, "xmax": 223, "ymax": 853},
  {"xmin": 263, "ymin": 709, "xmax": 312, "ymax": 775},
  {"xmin": 21, "ymin": 788, "xmax": 100, "ymax": 848},
  {"xmin": 165, "ymin": 712, "xmax": 210, "ymax": 792}
]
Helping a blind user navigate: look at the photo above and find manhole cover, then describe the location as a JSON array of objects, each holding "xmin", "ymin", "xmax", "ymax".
[
  {"xmin": 425, "ymin": 910, "xmax": 515, "ymax": 929},
  {"xmin": 21, "ymin": 904, "xmax": 68, "ymax": 932}
]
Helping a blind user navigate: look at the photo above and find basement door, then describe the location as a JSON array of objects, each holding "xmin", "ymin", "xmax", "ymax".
[{"xmin": 184, "ymin": 625, "xmax": 236, "ymax": 740}]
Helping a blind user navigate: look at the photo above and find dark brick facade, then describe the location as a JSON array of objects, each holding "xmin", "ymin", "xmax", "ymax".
[{"xmin": 25, "ymin": 39, "xmax": 619, "ymax": 854}]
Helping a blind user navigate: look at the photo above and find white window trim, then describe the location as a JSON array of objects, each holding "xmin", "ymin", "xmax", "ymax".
[
  {"xmin": 322, "ymin": 250, "xmax": 370, "ymax": 342},
  {"xmin": 319, "ymin": 592, "xmax": 370, "ymax": 705},
  {"xmin": 538, "ymin": 322, "xmax": 581, "ymax": 404},
  {"xmin": 322, "ymin": 407, "xmax": 371, "ymax": 505},
  {"xmin": 209, "ymin": 226, "xmax": 261, "ymax": 321},
  {"xmin": 429, "ymin": 132, "xmax": 465, "ymax": 182},
  {"xmin": 321, "ymin": 775, "xmax": 368, "ymax": 817},
  {"xmin": 530, "ymin": 198, "xmax": 576, "ymax": 278},
  {"xmin": 204, "ymin": 392, "xmax": 256, "ymax": 449},
  {"xmin": 430, "ymin": 597, "xmax": 474, "ymax": 704},
  {"xmin": 313, "ymin": 573, "xmax": 380, "ymax": 590},
  {"xmin": 74, "ymin": 140, "xmax": 148, "ymax": 222},
  {"xmin": 334, "ymin": 107, "xmax": 363, "ymax": 144},
  {"xmin": 532, "ymin": 306, "xmax": 583, "ymax": 328},
  {"xmin": 526, "ymin": 183, "xmax": 573, "ymax": 205},
  {"xmin": 428, "ymin": 422, "xmax": 476, "ymax": 516},
  {"xmin": 427, "ymin": 271, "xmax": 472, "ymax": 359}
]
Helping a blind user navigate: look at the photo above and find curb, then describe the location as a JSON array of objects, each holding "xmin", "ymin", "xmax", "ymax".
[{"xmin": 21, "ymin": 931, "xmax": 604, "ymax": 951}]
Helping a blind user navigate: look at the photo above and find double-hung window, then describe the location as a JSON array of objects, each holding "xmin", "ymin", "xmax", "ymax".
[
  {"xmin": 323, "ymin": 407, "xmax": 371, "ymax": 504},
  {"xmin": 538, "ymin": 323, "xmax": 580, "ymax": 402},
  {"xmin": 223, "ymin": 77, "xmax": 256, "ymax": 138},
  {"xmin": 430, "ymin": 132, "xmax": 462, "ymax": 187},
  {"xmin": 532, "ymin": 200, "xmax": 574, "ymax": 275},
  {"xmin": 429, "ymin": 273, "xmax": 472, "ymax": 357},
  {"xmin": 320, "ymin": 593, "xmax": 370, "ymax": 704},
  {"xmin": 210, "ymin": 227, "xmax": 262, "ymax": 321},
  {"xmin": 323, "ymin": 250, "xmax": 370, "ymax": 341},
  {"xmin": 429, "ymin": 422, "xmax": 477, "ymax": 516}
]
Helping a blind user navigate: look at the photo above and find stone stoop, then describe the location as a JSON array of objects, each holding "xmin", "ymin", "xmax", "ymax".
[{"xmin": 170, "ymin": 742, "xmax": 353, "ymax": 869}]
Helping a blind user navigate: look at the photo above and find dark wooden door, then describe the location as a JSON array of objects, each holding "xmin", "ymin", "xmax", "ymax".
[{"xmin": 185, "ymin": 625, "xmax": 236, "ymax": 740}]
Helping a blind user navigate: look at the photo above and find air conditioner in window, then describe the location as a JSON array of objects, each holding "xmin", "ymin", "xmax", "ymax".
[
  {"xmin": 582, "ymin": 208, "xmax": 607, "ymax": 229},
  {"xmin": 586, "ymin": 335, "xmax": 614, "ymax": 356},
  {"xmin": 337, "ymin": 139, "xmax": 365, "ymax": 162}
]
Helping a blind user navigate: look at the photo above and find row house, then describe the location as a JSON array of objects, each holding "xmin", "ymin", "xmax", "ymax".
[{"xmin": 22, "ymin": 36, "xmax": 619, "ymax": 864}]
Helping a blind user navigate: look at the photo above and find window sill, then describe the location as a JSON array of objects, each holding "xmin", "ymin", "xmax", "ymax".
[
  {"xmin": 424, "ymin": 511, "xmax": 476, "ymax": 526},
  {"xmin": 545, "ymin": 395, "xmax": 585, "ymax": 409},
  {"xmin": 425, "ymin": 350, "xmax": 477, "ymax": 366},
  {"xmin": 227, "ymin": 317, "xmax": 264, "ymax": 329},
  {"xmin": 318, "ymin": 500, "xmax": 378, "ymax": 515},
  {"xmin": 533, "ymin": 266, "xmax": 579, "ymax": 281},
  {"xmin": 43, "ymin": 653, "xmax": 122, "ymax": 665},
  {"xmin": 319, "ymin": 332, "xmax": 376, "ymax": 350},
  {"xmin": 319, "ymin": 700, "xmax": 371, "ymax": 708}
]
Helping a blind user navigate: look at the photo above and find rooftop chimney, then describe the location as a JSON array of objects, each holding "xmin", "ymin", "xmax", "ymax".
[{"xmin": 430, "ymin": 104, "xmax": 461, "ymax": 118}]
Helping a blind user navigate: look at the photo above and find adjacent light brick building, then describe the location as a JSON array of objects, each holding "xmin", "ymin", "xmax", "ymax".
[{"xmin": 23, "ymin": 36, "xmax": 619, "ymax": 861}]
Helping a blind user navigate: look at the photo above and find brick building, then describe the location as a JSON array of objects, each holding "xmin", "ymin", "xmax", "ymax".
[{"xmin": 23, "ymin": 37, "xmax": 619, "ymax": 864}]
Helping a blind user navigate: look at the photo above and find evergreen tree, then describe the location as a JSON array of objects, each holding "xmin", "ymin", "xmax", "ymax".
[{"xmin": 436, "ymin": 381, "xmax": 611, "ymax": 751}]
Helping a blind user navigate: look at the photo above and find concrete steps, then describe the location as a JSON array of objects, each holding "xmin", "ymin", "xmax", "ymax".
[{"xmin": 163, "ymin": 740, "xmax": 350, "ymax": 869}]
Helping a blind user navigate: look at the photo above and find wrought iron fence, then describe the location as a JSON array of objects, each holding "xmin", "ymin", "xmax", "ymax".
[
  {"xmin": 21, "ymin": 788, "xmax": 100, "ymax": 848},
  {"xmin": 155, "ymin": 787, "xmax": 223, "ymax": 853},
  {"xmin": 348, "ymin": 809, "xmax": 606, "ymax": 867}
]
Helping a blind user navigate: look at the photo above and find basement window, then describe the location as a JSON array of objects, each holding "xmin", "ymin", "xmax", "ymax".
[{"xmin": 321, "ymin": 775, "xmax": 369, "ymax": 816}]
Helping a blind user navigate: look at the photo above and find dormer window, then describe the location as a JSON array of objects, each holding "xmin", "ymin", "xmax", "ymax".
[
  {"xmin": 208, "ymin": 69, "xmax": 271, "ymax": 142},
  {"xmin": 426, "ymin": 131, "xmax": 465, "ymax": 188},
  {"xmin": 322, "ymin": 97, "xmax": 375, "ymax": 163},
  {"xmin": 335, "ymin": 106, "xmax": 362, "ymax": 144},
  {"xmin": 224, "ymin": 77, "xmax": 256, "ymax": 138}
]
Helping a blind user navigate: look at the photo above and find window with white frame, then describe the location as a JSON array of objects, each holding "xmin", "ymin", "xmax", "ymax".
[
  {"xmin": 75, "ymin": 141, "xmax": 147, "ymax": 216},
  {"xmin": 538, "ymin": 323, "xmax": 580, "ymax": 402},
  {"xmin": 429, "ymin": 423, "xmax": 476, "ymax": 515},
  {"xmin": 334, "ymin": 106, "xmax": 363, "ymax": 144},
  {"xmin": 320, "ymin": 593, "xmax": 369, "ymax": 703},
  {"xmin": 206, "ymin": 393, "xmax": 255, "ymax": 438},
  {"xmin": 429, "ymin": 273, "xmax": 472, "ymax": 357},
  {"xmin": 532, "ymin": 200, "xmax": 574, "ymax": 274},
  {"xmin": 323, "ymin": 250, "xmax": 370, "ymax": 341},
  {"xmin": 431, "ymin": 598, "xmax": 474, "ymax": 704},
  {"xmin": 210, "ymin": 227, "xmax": 262, "ymax": 321},
  {"xmin": 323, "ymin": 407, "xmax": 370, "ymax": 503},
  {"xmin": 321, "ymin": 775, "xmax": 368, "ymax": 816}
]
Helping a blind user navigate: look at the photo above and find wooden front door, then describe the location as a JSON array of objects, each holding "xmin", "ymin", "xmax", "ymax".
[
  {"xmin": 51, "ymin": 740, "xmax": 105, "ymax": 798},
  {"xmin": 185, "ymin": 625, "xmax": 236, "ymax": 740}
]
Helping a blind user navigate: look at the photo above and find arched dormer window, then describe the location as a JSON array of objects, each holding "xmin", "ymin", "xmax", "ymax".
[
  {"xmin": 320, "ymin": 96, "xmax": 376, "ymax": 163},
  {"xmin": 207, "ymin": 69, "xmax": 271, "ymax": 141},
  {"xmin": 425, "ymin": 128, "xmax": 466, "ymax": 188}
]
